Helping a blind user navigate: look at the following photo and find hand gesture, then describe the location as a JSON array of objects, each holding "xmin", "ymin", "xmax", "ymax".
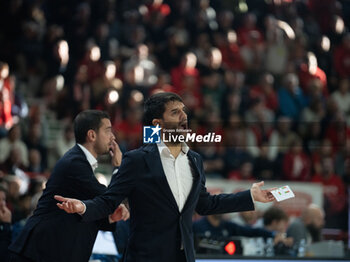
[
  {"xmin": 250, "ymin": 181, "xmax": 276, "ymax": 203},
  {"xmin": 109, "ymin": 140, "xmax": 122, "ymax": 167},
  {"xmin": 109, "ymin": 203, "xmax": 130, "ymax": 223},
  {"xmin": 54, "ymin": 195, "xmax": 85, "ymax": 214}
]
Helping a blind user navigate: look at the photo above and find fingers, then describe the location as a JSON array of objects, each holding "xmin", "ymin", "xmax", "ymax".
[
  {"xmin": 54, "ymin": 195, "xmax": 68, "ymax": 202},
  {"xmin": 256, "ymin": 181, "xmax": 264, "ymax": 187},
  {"xmin": 267, "ymin": 187, "xmax": 278, "ymax": 191}
]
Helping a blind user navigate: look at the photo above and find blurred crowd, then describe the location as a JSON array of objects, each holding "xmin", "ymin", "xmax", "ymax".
[{"xmin": 0, "ymin": 0, "xmax": 350, "ymax": 252}]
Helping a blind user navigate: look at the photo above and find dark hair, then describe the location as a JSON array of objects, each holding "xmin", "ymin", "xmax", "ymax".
[
  {"xmin": 263, "ymin": 206, "xmax": 288, "ymax": 226},
  {"xmin": 143, "ymin": 92, "xmax": 183, "ymax": 126},
  {"xmin": 74, "ymin": 110, "xmax": 110, "ymax": 144}
]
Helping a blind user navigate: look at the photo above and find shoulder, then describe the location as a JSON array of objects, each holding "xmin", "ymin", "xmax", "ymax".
[{"xmin": 56, "ymin": 146, "xmax": 89, "ymax": 170}]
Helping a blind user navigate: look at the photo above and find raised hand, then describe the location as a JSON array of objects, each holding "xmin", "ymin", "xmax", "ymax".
[
  {"xmin": 109, "ymin": 140, "xmax": 122, "ymax": 167},
  {"xmin": 109, "ymin": 203, "xmax": 130, "ymax": 223},
  {"xmin": 250, "ymin": 181, "xmax": 276, "ymax": 203},
  {"xmin": 54, "ymin": 195, "xmax": 85, "ymax": 214}
]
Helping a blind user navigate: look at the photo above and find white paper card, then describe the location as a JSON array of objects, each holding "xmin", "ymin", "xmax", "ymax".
[{"xmin": 271, "ymin": 185, "xmax": 295, "ymax": 202}]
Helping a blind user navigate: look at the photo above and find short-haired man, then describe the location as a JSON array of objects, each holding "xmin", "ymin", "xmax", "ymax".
[{"xmin": 9, "ymin": 110, "xmax": 129, "ymax": 262}]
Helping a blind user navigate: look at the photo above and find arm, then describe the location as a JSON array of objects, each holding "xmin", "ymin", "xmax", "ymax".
[
  {"xmin": 195, "ymin": 156, "xmax": 274, "ymax": 215},
  {"xmin": 55, "ymin": 153, "xmax": 136, "ymax": 222}
]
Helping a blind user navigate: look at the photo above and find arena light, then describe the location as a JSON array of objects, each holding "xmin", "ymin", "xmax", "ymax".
[
  {"xmin": 105, "ymin": 62, "xmax": 116, "ymax": 80},
  {"xmin": 277, "ymin": 20, "xmax": 295, "ymax": 40},
  {"xmin": 321, "ymin": 36, "xmax": 331, "ymax": 52},
  {"xmin": 335, "ymin": 16, "xmax": 345, "ymax": 34},
  {"xmin": 58, "ymin": 40, "xmax": 69, "ymax": 66},
  {"xmin": 90, "ymin": 46, "xmax": 101, "ymax": 61},
  {"xmin": 56, "ymin": 75, "xmax": 65, "ymax": 91},
  {"xmin": 225, "ymin": 241, "xmax": 236, "ymax": 255},
  {"xmin": 108, "ymin": 90, "xmax": 119, "ymax": 104}
]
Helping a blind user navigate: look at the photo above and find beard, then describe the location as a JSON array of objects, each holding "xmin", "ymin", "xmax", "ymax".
[
  {"xmin": 306, "ymin": 224, "xmax": 322, "ymax": 242},
  {"xmin": 162, "ymin": 121, "xmax": 189, "ymax": 145}
]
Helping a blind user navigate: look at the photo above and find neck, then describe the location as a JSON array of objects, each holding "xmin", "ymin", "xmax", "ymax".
[
  {"xmin": 164, "ymin": 141, "xmax": 182, "ymax": 158},
  {"xmin": 81, "ymin": 143, "xmax": 98, "ymax": 158}
]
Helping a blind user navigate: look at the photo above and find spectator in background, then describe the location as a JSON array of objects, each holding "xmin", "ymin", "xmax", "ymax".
[
  {"xmin": 0, "ymin": 124, "xmax": 29, "ymax": 168},
  {"xmin": 0, "ymin": 62, "xmax": 14, "ymax": 134},
  {"xmin": 0, "ymin": 185, "xmax": 12, "ymax": 262},
  {"xmin": 55, "ymin": 125, "xmax": 75, "ymax": 158},
  {"xmin": 311, "ymin": 156, "xmax": 347, "ymax": 229},
  {"xmin": 253, "ymin": 142, "xmax": 275, "ymax": 180},
  {"xmin": 331, "ymin": 78, "xmax": 350, "ymax": 125},
  {"xmin": 299, "ymin": 52, "xmax": 328, "ymax": 98},
  {"xmin": 263, "ymin": 206, "xmax": 294, "ymax": 255},
  {"xmin": 287, "ymin": 204, "xmax": 325, "ymax": 245},
  {"xmin": 333, "ymin": 33, "xmax": 350, "ymax": 78},
  {"xmin": 278, "ymin": 73, "xmax": 308, "ymax": 121},
  {"xmin": 283, "ymin": 138, "xmax": 311, "ymax": 181},
  {"xmin": 268, "ymin": 116, "xmax": 299, "ymax": 162}
]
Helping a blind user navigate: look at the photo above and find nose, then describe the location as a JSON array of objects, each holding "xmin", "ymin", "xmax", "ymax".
[{"xmin": 180, "ymin": 109, "xmax": 187, "ymax": 120}]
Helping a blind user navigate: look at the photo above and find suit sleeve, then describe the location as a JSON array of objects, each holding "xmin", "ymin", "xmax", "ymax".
[
  {"xmin": 65, "ymin": 158, "xmax": 106, "ymax": 198},
  {"xmin": 82, "ymin": 153, "xmax": 136, "ymax": 222},
  {"xmin": 65, "ymin": 158, "xmax": 118, "ymax": 230},
  {"xmin": 195, "ymin": 156, "xmax": 255, "ymax": 215}
]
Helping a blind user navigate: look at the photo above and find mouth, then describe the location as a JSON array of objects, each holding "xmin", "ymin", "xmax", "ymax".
[{"xmin": 179, "ymin": 122, "xmax": 188, "ymax": 129}]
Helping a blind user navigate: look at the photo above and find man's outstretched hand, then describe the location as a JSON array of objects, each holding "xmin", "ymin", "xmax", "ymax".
[
  {"xmin": 251, "ymin": 181, "xmax": 276, "ymax": 203},
  {"xmin": 55, "ymin": 195, "xmax": 85, "ymax": 214},
  {"xmin": 109, "ymin": 203, "xmax": 130, "ymax": 223}
]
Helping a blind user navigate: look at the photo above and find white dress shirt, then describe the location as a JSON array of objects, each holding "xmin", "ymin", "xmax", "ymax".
[
  {"xmin": 157, "ymin": 141, "xmax": 193, "ymax": 212},
  {"xmin": 77, "ymin": 144, "xmax": 98, "ymax": 172}
]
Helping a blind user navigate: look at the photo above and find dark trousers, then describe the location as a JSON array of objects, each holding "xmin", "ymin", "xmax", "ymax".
[{"xmin": 8, "ymin": 252, "xmax": 35, "ymax": 262}]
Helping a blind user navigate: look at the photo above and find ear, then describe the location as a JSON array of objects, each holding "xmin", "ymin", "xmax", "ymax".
[
  {"xmin": 87, "ymin": 129, "xmax": 96, "ymax": 142},
  {"xmin": 152, "ymin": 119, "xmax": 161, "ymax": 126}
]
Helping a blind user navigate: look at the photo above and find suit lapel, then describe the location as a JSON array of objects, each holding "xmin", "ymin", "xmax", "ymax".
[{"xmin": 143, "ymin": 144, "xmax": 179, "ymax": 212}]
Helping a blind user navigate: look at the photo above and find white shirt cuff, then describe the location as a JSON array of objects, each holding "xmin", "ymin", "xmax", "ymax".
[{"xmin": 78, "ymin": 201, "xmax": 86, "ymax": 215}]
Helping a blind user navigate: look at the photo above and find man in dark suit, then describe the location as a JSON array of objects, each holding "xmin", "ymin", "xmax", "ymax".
[
  {"xmin": 9, "ymin": 110, "xmax": 129, "ymax": 262},
  {"xmin": 55, "ymin": 93, "xmax": 275, "ymax": 262}
]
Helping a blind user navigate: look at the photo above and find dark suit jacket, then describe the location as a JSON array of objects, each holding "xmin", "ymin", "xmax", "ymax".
[
  {"xmin": 82, "ymin": 144, "xmax": 254, "ymax": 262},
  {"xmin": 9, "ymin": 145, "xmax": 115, "ymax": 262}
]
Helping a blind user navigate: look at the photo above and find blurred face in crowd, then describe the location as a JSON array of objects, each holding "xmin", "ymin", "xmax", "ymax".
[
  {"xmin": 93, "ymin": 118, "xmax": 115, "ymax": 155},
  {"xmin": 0, "ymin": 190, "xmax": 6, "ymax": 209}
]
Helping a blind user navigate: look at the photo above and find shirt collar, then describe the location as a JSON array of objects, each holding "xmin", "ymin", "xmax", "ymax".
[
  {"xmin": 77, "ymin": 144, "xmax": 98, "ymax": 171},
  {"xmin": 157, "ymin": 140, "xmax": 189, "ymax": 157}
]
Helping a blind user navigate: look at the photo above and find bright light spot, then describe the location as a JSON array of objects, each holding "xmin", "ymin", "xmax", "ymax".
[
  {"xmin": 105, "ymin": 62, "xmax": 116, "ymax": 80},
  {"xmin": 238, "ymin": 1, "xmax": 248, "ymax": 13},
  {"xmin": 0, "ymin": 66, "xmax": 9, "ymax": 79},
  {"xmin": 90, "ymin": 46, "xmax": 101, "ymax": 61},
  {"xmin": 225, "ymin": 241, "xmax": 236, "ymax": 255},
  {"xmin": 138, "ymin": 5, "xmax": 148, "ymax": 15},
  {"xmin": 131, "ymin": 90, "xmax": 144, "ymax": 102},
  {"xmin": 108, "ymin": 90, "xmax": 119, "ymax": 104},
  {"xmin": 321, "ymin": 36, "xmax": 330, "ymax": 52},
  {"xmin": 335, "ymin": 16, "xmax": 345, "ymax": 34},
  {"xmin": 277, "ymin": 20, "xmax": 295, "ymax": 40},
  {"xmin": 185, "ymin": 53, "xmax": 197, "ymax": 68},
  {"xmin": 307, "ymin": 52, "xmax": 318, "ymax": 75},
  {"xmin": 134, "ymin": 65, "xmax": 144, "ymax": 84},
  {"xmin": 56, "ymin": 75, "xmax": 65, "ymax": 91},
  {"xmin": 227, "ymin": 30, "xmax": 237, "ymax": 43}
]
